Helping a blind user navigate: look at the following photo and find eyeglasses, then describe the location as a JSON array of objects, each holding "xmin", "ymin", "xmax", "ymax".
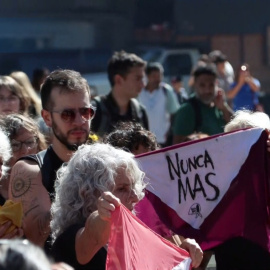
[
  {"xmin": 11, "ymin": 137, "xmax": 38, "ymax": 152},
  {"xmin": 50, "ymin": 106, "xmax": 96, "ymax": 123}
]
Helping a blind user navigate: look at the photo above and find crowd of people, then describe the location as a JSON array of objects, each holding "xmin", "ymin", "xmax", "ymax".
[{"xmin": 0, "ymin": 49, "xmax": 268, "ymax": 270}]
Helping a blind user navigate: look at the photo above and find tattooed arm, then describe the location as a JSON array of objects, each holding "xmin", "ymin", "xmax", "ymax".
[{"xmin": 8, "ymin": 160, "xmax": 51, "ymax": 247}]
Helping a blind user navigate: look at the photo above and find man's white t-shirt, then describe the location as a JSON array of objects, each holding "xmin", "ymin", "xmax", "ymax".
[{"xmin": 138, "ymin": 83, "xmax": 179, "ymax": 144}]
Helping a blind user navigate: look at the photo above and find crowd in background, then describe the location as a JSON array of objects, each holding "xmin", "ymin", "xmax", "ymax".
[{"xmin": 0, "ymin": 49, "xmax": 268, "ymax": 270}]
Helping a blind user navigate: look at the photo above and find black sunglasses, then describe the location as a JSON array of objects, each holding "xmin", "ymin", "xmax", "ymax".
[{"xmin": 50, "ymin": 106, "xmax": 96, "ymax": 123}]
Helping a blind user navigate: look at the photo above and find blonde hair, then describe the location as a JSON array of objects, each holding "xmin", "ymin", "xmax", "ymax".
[
  {"xmin": 10, "ymin": 71, "xmax": 42, "ymax": 118},
  {"xmin": 0, "ymin": 76, "xmax": 30, "ymax": 115}
]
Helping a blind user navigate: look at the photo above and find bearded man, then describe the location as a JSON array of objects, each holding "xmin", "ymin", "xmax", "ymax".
[
  {"xmin": 173, "ymin": 65, "xmax": 233, "ymax": 144},
  {"xmin": 9, "ymin": 69, "xmax": 94, "ymax": 250}
]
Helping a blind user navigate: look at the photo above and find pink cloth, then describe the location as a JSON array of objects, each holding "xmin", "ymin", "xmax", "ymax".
[{"xmin": 106, "ymin": 205, "xmax": 191, "ymax": 270}]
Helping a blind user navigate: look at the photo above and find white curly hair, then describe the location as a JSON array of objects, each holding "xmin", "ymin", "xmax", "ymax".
[
  {"xmin": 224, "ymin": 110, "xmax": 270, "ymax": 132},
  {"xmin": 0, "ymin": 126, "xmax": 11, "ymax": 179},
  {"xmin": 50, "ymin": 143, "xmax": 146, "ymax": 241}
]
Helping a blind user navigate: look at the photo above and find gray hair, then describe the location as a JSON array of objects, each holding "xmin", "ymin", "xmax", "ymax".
[
  {"xmin": 224, "ymin": 110, "xmax": 270, "ymax": 132},
  {"xmin": 50, "ymin": 143, "xmax": 146, "ymax": 241},
  {"xmin": 0, "ymin": 239, "xmax": 51, "ymax": 270},
  {"xmin": 0, "ymin": 126, "xmax": 11, "ymax": 179}
]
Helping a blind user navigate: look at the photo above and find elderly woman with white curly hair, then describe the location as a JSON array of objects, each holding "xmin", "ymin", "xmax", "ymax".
[
  {"xmin": 50, "ymin": 143, "xmax": 146, "ymax": 270},
  {"xmin": 224, "ymin": 109, "xmax": 270, "ymax": 132},
  {"xmin": 50, "ymin": 143, "xmax": 203, "ymax": 270}
]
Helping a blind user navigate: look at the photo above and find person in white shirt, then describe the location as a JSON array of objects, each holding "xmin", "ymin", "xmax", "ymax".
[{"xmin": 138, "ymin": 62, "xmax": 179, "ymax": 147}]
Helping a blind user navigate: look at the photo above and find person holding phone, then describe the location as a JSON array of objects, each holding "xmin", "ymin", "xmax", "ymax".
[{"xmin": 226, "ymin": 63, "xmax": 261, "ymax": 111}]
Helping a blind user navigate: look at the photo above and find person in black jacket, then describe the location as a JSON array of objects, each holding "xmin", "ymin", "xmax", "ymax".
[{"xmin": 91, "ymin": 51, "xmax": 149, "ymax": 138}]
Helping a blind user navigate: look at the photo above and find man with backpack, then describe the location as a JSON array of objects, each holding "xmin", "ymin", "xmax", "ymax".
[
  {"xmin": 8, "ymin": 69, "xmax": 93, "ymax": 250},
  {"xmin": 91, "ymin": 51, "xmax": 149, "ymax": 137},
  {"xmin": 138, "ymin": 62, "xmax": 180, "ymax": 147},
  {"xmin": 173, "ymin": 64, "xmax": 233, "ymax": 144}
]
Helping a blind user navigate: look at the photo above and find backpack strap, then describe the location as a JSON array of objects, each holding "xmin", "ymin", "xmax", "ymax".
[
  {"xmin": 162, "ymin": 85, "xmax": 168, "ymax": 97},
  {"xmin": 130, "ymin": 98, "xmax": 143, "ymax": 119},
  {"xmin": 130, "ymin": 98, "xmax": 149, "ymax": 130},
  {"xmin": 93, "ymin": 95, "xmax": 111, "ymax": 135},
  {"xmin": 187, "ymin": 97, "xmax": 202, "ymax": 132},
  {"xmin": 162, "ymin": 84, "xmax": 173, "ymax": 111}
]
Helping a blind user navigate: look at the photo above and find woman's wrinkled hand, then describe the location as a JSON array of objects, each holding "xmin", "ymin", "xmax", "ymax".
[
  {"xmin": 97, "ymin": 191, "xmax": 121, "ymax": 221},
  {"xmin": 180, "ymin": 238, "xmax": 203, "ymax": 268}
]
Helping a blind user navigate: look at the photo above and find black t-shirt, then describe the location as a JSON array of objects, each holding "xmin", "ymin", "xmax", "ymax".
[
  {"xmin": 52, "ymin": 223, "xmax": 107, "ymax": 270},
  {"xmin": 91, "ymin": 92, "xmax": 149, "ymax": 136}
]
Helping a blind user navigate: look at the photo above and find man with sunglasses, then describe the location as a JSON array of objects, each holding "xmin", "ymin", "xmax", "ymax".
[
  {"xmin": 91, "ymin": 50, "xmax": 149, "ymax": 137},
  {"xmin": 8, "ymin": 69, "xmax": 93, "ymax": 250}
]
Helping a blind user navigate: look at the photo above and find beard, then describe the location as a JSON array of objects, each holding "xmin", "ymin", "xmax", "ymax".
[
  {"xmin": 51, "ymin": 121, "xmax": 89, "ymax": 151},
  {"xmin": 196, "ymin": 92, "xmax": 215, "ymax": 105}
]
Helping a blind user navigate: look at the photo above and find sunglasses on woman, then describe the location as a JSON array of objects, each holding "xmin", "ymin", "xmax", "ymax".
[{"xmin": 50, "ymin": 106, "xmax": 96, "ymax": 123}]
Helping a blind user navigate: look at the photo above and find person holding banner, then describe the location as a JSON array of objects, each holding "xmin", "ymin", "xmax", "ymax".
[
  {"xmin": 105, "ymin": 121, "xmax": 214, "ymax": 270},
  {"xmin": 210, "ymin": 109, "xmax": 270, "ymax": 270},
  {"xmin": 50, "ymin": 143, "xmax": 203, "ymax": 270}
]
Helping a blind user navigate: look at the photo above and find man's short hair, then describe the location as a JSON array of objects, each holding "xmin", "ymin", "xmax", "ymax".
[
  {"xmin": 193, "ymin": 64, "xmax": 217, "ymax": 80},
  {"xmin": 145, "ymin": 62, "xmax": 164, "ymax": 75},
  {"xmin": 107, "ymin": 51, "xmax": 146, "ymax": 87},
  {"xmin": 40, "ymin": 69, "xmax": 90, "ymax": 111}
]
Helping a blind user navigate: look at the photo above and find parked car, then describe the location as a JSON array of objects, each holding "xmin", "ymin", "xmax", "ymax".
[{"xmin": 83, "ymin": 47, "xmax": 201, "ymax": 96}]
